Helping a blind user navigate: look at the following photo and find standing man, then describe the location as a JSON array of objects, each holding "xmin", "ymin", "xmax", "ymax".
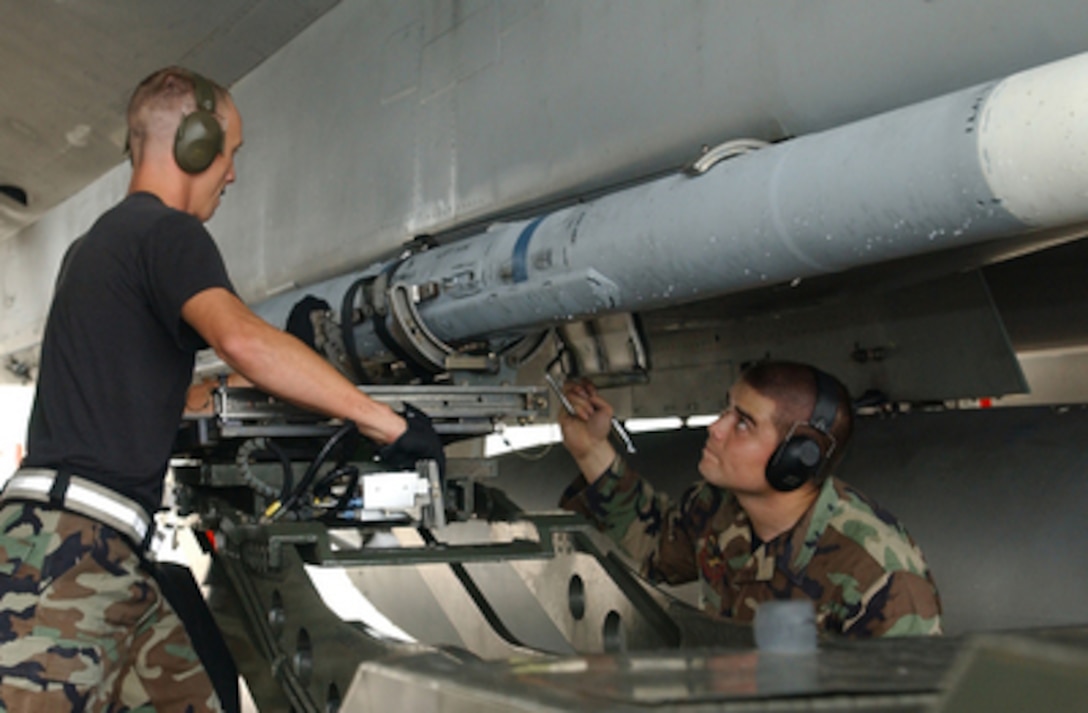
[
  {"xmin": 557, "ymin": 360, "xmax": 941, "ymax": 638},
  {"xmin": 0, "ymin": 67, "xmax": 443, "ymax": 712}
]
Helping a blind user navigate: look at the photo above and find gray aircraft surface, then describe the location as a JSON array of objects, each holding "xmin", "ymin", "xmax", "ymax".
[{"xmin": 3, "ymin": 2, "xmax": 1088, "ymax": 711}]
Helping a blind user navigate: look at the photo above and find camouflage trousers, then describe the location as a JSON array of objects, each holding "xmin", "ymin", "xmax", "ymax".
[{"xmin": 0, "ymin": 502, "xmax": 223, "ymax": 713}]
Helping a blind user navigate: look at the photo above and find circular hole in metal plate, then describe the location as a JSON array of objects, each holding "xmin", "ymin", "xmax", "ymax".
[{"xmin": 568, "ymin": 573, "xmax": 586, "ymax": 620}]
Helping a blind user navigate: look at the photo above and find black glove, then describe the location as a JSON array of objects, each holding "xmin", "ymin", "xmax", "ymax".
[{"xmin": 378, "ymin": 403, "xmax": 446, "ymax": 481}]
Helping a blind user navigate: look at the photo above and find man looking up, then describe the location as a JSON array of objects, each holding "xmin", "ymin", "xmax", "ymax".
[
  {"xmin": 557, "ymin": 361, "xmax": 941, "ymax": 638},
  {"xmin": 0, "ymin": 67, "xmax": 443, "ymax": 712}
]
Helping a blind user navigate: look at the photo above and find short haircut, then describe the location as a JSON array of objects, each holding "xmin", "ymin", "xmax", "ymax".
[
  {"xmin": 125, "ymin": 66, "xmax": 228, "ymax": 164},
  {"xmin": 740, "ymin": 360, "xmax": 854, "ymax": 478}
]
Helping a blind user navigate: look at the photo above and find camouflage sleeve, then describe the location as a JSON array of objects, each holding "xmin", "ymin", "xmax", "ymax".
[
  {"xmin": 823, "ymin": 482, "xmax": 944, "ymax": 638},
  {"xmin": 558, "ymin": 457, "xmax": 700, "ymax": 585},
  {"xmin": 844, "ymin": 569, "xmax": 944, "ymax": 638}
]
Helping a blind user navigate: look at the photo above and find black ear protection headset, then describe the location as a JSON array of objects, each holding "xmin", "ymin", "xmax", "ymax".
[
  {"xmin": 174, "ymin": 72, "xmax": 224, "ymax": 174},
  {"xmin": 765, "ymin": 367, "xmax": 839, "ymax": 492}
]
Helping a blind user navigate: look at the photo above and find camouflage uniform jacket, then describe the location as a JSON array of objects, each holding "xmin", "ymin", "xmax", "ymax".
[{"xmin": 559, "ymin": 459, "xmax": 942, "ymax": 638}]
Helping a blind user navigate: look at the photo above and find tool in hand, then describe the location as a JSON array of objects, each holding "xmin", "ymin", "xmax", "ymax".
[{"xmin": 545, "ymin": 371, "xmax": 637, "ymax": 455}]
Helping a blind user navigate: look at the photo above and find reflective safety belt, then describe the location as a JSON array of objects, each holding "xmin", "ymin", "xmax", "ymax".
[{"xmin": 1, "ymin": 468, "xmax": 153, "ymax": 550}]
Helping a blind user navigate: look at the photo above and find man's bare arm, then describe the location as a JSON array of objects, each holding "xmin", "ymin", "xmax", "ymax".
[{"xmin": 181, "ymin": 286, "xmax": 406, "ymax": 445}]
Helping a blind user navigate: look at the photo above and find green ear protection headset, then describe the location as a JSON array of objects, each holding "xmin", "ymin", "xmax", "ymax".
[{"xmin": 174, "ymin": 72, "xmax": 224, "ymax": 174}]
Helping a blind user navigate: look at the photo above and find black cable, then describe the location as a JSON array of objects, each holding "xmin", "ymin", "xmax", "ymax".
[
  {"xmin": 369, "ymin": 260, "xmax": 435, "ymax": 383},
  {"xmin": 263, "ymin": 438, "xmax": 295, "ymax": 505},
  {"xmin": 271, "ymin": 422, "xmax": 358, "ymax": 520},
  {"xmin": 235, "ymin": 437, "xmax": 293, "ymax": 503},
  {"xmin": 340, "ymin": 276, "xmax": 371, "ymax": 384},
  {"xmin": 312, "ymin": 463, "xmax": 361, "ymax": 516},
  {"xmin": 496, "ymin": 328, "xmax": 550, "ymax": 368}
]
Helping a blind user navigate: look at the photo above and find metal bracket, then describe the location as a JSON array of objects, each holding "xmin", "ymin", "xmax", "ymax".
[
  {"xmin": 557, "ymin": 313, "xmax": 651, "ymax": 389},
  {"xmin": 386, "ymin": 282, "xmax": 498, "ymax": 375},
  {"xmin": 687, "ymin": 137, "xmax": 769, "ymax": 175},
  {"xmin": 194, "ymin": 383, "xmax": 548, "ymax": 441}
]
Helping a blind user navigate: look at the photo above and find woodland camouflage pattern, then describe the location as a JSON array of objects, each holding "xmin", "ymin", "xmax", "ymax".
[
  {"xmin": 560, "ymin": 460, "xmax": 943, "ymax": 638},
  {"xmin": 0, "ymin": 502, "xmax": 222, "ymax": 713}
]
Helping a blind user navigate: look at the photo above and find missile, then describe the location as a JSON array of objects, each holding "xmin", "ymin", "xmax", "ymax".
[{"xmin": 254, "ymin": 51, "xmax": 1088, "ymax": 378}]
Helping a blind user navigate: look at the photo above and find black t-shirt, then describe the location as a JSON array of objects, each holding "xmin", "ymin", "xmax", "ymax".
[{"xmin": 23, "ymin": 192, "xmax": 234, "ymax": 514}]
